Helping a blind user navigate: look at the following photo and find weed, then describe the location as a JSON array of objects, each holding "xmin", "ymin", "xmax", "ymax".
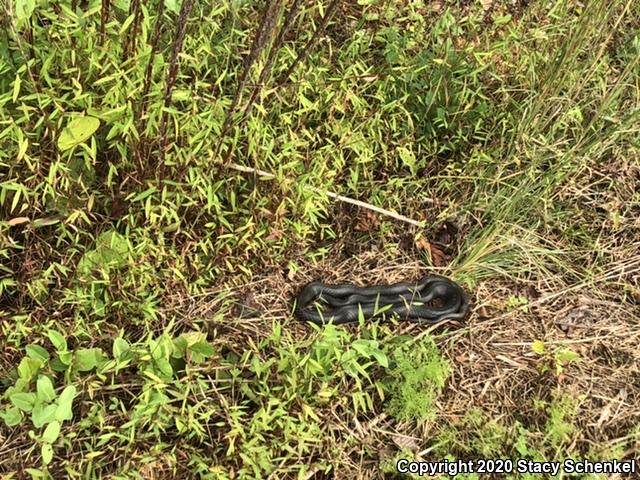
[{"xmin": 385, "ymin": 336, "xmax": 450, "ymax": 422}]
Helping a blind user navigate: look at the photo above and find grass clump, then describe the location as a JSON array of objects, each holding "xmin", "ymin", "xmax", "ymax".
[{"xmin": 385, "ymin": 336, "xmax": 450, "ymax": 422}]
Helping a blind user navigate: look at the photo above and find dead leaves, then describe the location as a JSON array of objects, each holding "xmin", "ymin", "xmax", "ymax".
[
  {"xmin": 415, "ymin": 236, "xmax": 448, "ymax": 267},
  {"xmin": 414, "ymin": 218, "xmax": 461, "ymax": 266},
  {"xmin": 390, "ymin": 432, "xmax": 421, "ymax": 452},
  {"xmin": 265, "ymin": 227, "xmax": 284, "ymax": 241},
  {"xmin": 414, "ymin": 236, "xmax": 430, "ymax": 251},
  {"xmin": 6, "ymin": 217, "xmax": 61, "ymax": 228},
  {"xmin": 7, "ymin": 217, "xmax": 30, "ymax": 226},
  {"xmin": 481, "ymin": 0, "xmax": 493, "ymax": 11},
  {"xmin": 353, "ymin": 209, "xmax": 380, "ymax": 232},
  {"xmin": 262, "ymin": 204, "xmax": 289, "ymax": 241},
  {"xmin": 430, "ymin": 0, "xmax": 443, "ymax": 13},
  {"xmin": 349, "ymin": 209, "xmax": 459, "ymax": 269}
]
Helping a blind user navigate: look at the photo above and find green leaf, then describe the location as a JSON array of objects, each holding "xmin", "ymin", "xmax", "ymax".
[
  {"xmin": 55, "ymin": 386, "xmax": 76, "ymax": 421},
  {"xmin": 179, "ymin": 331, "xmax": 206, "ymax": 346},
  {"xmin": 49, "ymin": 358, "xmax": 66, "ymax": 372},
  {"xmin": 76, "ymin": 231, "xmax": 130, "ymax": 277},
  {"xmin": 119, "ymin": 12, "xmax": 136, "ymax": 34},
  {"xmin": 18, "ymin": 357, "xmax": 42, "ymax": 380},
  {"xmin": 165, "ymin": 0, "xmax": 181, "ymax": 14},
  {"xmin": 172, "ymin": 336, "xmax": 188, "ymax": 359},
  {"xmin": 127, "ymin": 186, "xmax": 157, "ymax": 203},
  {"xmin": 47, "ymin": 330, "xmax": 67, "ymax": 351},
  {"xmin": 113, "ymin": 0, "xmax": 130, "ymax": 11},
  {"xmin": 42, "ymin": 420, "xmax": 61, "ymax": 443},
  {"xmin": 41, "ymin": 443, "xmax": 53, "ymax": 465},
  {"xmin": 59, "ymin": 351, "xmax": 73, "ymax": 366},
  {"xmin": 14, "ymin": 378, "xmax": 29, "ymax": 392},
  {"xmin": 531, "ymin": 340, "xmax": 545, "ymax": 355},
  {"xmin": 15, "ymin": 0, "xmax": 36, "ymax": 21},
  {"xmin": 32, "ymin": 403, "xmax": 57, "ymax": 428},
  {"xmin": 156, "ymin": 336, "xmax": 176, "ymax": 361},
  {"xmin": 25, "ymin": 468, "xmax": 47, "ymax": 478},
  {"xmin": 112, "ymin": 338, "xmax": 130, "ymax": 360},
  {"xmin": 1, "ymin": 406, "xmax": 23, "ymax": 427},
  {"xmin": 26, "ymin": 344, "xmax": 50, "ymax": 362},
  {"xmin": 154, "ymin": 358, "xmax": 173, "ymax": 378},
  {"xmin": 494, "ymin": 14, "xmax": 512, "ymax": 25},
  {"xmin": 10, "ymin": 392, "xmax": 36, "ymax": 412},
  {"xmin": 555, "ymin": 349, "xmax": 581, "ymax": 365},
  {"xmin": 36, "ymin": 376, "xmax": 56, "ymax": 402},
  {"xmin": 74, "ymin": 348, "xmax": 103, "ymax": 371},
  {"xmin": 32, "ymin": 217, "xmax": 60, "ymax": 228},
  {"xmin": 190, "ymin": 341, "xmax": 214, "ymax": 357},
  {"xmin": 57, "ymin": 116, "xmax": 100, "ymax": 151},
  {"xmin": 171, "ymin": 89, "xmax": 191, "ymax": 101},
  {"xmin": 12, "ymin": 74, "xmax": 21, "ymax": 102},
  {"xmin": 371, "ymin": 350, "xmax": 389, "ymax": 368},
  {"xmin": 351, "ymin": 339, "xmax": 378, "ymax": 358},
  {"xmin": 86, "ymin": 105, "xmax": 127, "ymax": 122},
  {"xmin": 188, "ymin": 340, "xmax": 215, "ymax": 364}
]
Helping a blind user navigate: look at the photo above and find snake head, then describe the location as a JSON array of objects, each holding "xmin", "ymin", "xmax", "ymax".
[{"xmin": 296, "ymin": 281, "xmax": 325, "ymax": 307}]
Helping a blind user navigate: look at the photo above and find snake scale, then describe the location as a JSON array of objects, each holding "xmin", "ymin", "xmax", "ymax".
[{"xmin": 295, "ymin": 274, "xmax": 469, "ymax": 325}]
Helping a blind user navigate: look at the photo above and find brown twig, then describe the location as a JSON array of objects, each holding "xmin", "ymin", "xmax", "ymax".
[
  {"xmin": 239, "ymin": 0, "xmax": 305, "ymax": 123},
  {"xmin": 100, "ymin": 0, "xmax": 110, "ymax": 45},
  {"xmin": 140, "ymin": 0, "xmax": 166, "ymax": 117},
  {"xmin": 121, "ymin": 0, "xmax": 140, "ymax": 60},
  {"xmin": 275, "ymin": 0, "xmax": 342, "ymax": 86},
  {"xmin": 129, "ymin": 0, "xmax": 144, "ymax": 56},
  {"xmin": 134, "ymin": 0, "xmax": 166, "ymax": 172},
  {"xmin": 157, "ymin": 0, "xmax": 195, "ymax": 170},
  {"xmin": 212, "ymin": 0, "xmax": 284, "ymax": 164}
]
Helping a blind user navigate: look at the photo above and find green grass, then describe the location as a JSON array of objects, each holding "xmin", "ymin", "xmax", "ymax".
[
  {"xmin": 1, "ymin": 0, "xmax": 639, "ymax": 478},
  {"xmin": 385, "ymin": 336, "xmax": 450, "ymax": 423}
]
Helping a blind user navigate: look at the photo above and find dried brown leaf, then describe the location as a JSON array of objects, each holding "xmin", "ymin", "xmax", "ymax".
[
  {"xmin": 354, "ymin": 209, "xmax": 380, "ymax": 232},
  {"xmin": 428, "ymin": 243, "xmax": 448, "ymax": 267},
  {"xmin": 415, "ymin": 237, "xmax": 430, "ymax": 251},
  {"xmin": 390, "ymin": 433, "xmax": 420, "ymax": 451},
  {"xmin": 265, "ymin": 227, "xmax": 284, "ymax": 241},
  {"xmin": 8, "ymin": 217, "xmax": 30, "ymax": 226}
]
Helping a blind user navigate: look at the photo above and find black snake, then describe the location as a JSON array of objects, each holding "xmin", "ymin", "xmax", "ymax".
[{"xmin": 295, "ymin": 274, "xmax": 469, "ymax": 325}]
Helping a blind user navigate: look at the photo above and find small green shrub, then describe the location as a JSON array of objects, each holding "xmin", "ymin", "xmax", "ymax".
[{"xmin": 385, "ymin": 336, "xmax": 451, "ymax": 422}]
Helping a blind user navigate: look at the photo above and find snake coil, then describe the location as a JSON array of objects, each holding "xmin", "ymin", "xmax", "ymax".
[{"xmin": 295, "ymin": 274, "xmax": 469, "ymax": 325}]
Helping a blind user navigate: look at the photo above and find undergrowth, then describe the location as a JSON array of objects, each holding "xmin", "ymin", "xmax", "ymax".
[{"xmin": 1, "ymin": 0, "xmax": 639, "ymax": 477}]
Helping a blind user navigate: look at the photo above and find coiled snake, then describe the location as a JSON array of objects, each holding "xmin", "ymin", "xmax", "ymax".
[{"xmin": 295, "ymin": 274, "xmax": 469, "ymax": 325}]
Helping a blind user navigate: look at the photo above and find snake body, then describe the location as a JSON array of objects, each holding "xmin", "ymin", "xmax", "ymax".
[{"xmin": 295, "ymin": 274, "xmax": 469, "ymax": 325}]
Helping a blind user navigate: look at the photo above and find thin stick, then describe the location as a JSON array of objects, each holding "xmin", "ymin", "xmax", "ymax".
[
  {"xmin": 276, "ymin": 0, "xmax": 342, "ymax": 86},
  {"xmin": 239, "ymin": 0, "xmax": 305, "ymax": 123},
  {"xmin": 228, "ymin": 162, "xmax": 425, "ymax": 228},
  {"xmin": 157, "ymin": 0, "xmax": 195, "ymax": 169},
  {"xmin": 213, "ymin": 0, "xmax": 283, "ymax": 163},
  {"xmin": 140, "ymin": 0, "xmax": 166, "ymax": 117},
  {"xmin": 100, "ymin": 0, "xmax": 110, "ymax": 46}
]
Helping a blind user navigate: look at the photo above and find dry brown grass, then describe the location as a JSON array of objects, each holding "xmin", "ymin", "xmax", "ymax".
[{"xmin": 159, "ymin": 222, "xmax": 639, "ymax": 478}]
